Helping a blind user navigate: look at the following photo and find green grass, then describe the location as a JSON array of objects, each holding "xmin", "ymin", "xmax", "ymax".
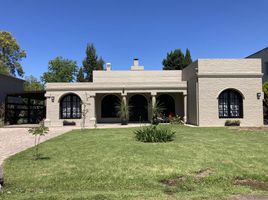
[{"xmin": 1, "ymin": 125, "xmax": 268, "ymax": 199}]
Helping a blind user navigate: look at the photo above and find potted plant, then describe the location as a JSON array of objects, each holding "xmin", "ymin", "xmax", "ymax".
[{"xmin": 116, "ymin": 99, "xmax": 130, "ymax": 125}]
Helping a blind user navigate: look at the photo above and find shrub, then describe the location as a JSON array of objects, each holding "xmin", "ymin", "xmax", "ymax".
[
  {"xmin": 225, "ymin": 120, "xmax": 240, "ymax": 126},
  {"xmin": 134, "ymin": 125, "xmax": 175, "ymax": 143},
  {"xmin": 170, "ymin": 115, "xmax": 183, "ymax": 124}
]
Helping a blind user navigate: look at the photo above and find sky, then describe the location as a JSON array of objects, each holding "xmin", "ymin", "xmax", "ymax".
[{"xmin": 1, "ymin": 0, "xmax": 268, "ymax": 79}]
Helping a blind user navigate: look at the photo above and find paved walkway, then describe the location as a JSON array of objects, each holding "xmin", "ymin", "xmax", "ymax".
[{"xmin": 0, "ymin": 127, "xmax": 76, "ymax": 166}]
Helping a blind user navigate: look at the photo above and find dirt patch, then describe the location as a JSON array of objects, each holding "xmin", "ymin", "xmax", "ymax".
[
  {"xmin": 194, "ymin": 168, "xmax": 214, "ymax": 179},
  {"xmin": 160, "ymin": 176, "xmax": 186, "ymax": 186},
  {"xmin": 238, "ymin": 127, "xmax": 268, "ymax": 132},
  {"xmin": 234, "ymin": 178, "xmax": 268, "ymax": 191},
  {"xmin": 228, "ymin": 195, "xmax": 268, "ymax": 200}
]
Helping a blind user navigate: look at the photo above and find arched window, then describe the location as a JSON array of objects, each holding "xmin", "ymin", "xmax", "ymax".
[
  {"xmin": 101, "ymin": 95, "xmax": 120, "ymax": 118},
  {"xmin": 129, "ymin": 94, "xmax": 148, "ymax": 122},
  {"xmin": 60, "ymin": 94, "xmax": 81, "ymax": 119},
  {"xmin": 218, "ymin": 89, "xmax": 243, "ymax": 118}
]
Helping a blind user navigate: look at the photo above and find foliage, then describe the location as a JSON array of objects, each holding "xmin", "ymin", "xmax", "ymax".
[
  {"xmin": 28, "ymin": 121, "xmax": 49, "ymax": 159},
  {"xmin": 151, "ymin": 100, "xmax": 165, "ymax": 125},
  {"xmin": 134, "ymin": 125, "xmax": 175, "ymax": 142},
  {"xmin": 41, "ymin": 56, "xmax": 78, "ymax": 83},
  {"xmin": 115, "ymin": 99, "xmax": 130, "ymax": 124},
  {"xmin": 82, "ymin": 43, "xmax": 104, "ymax": 82},
  {"xmin": 263, "ymin": 82, "xmax": 268, "ymax": 109},
  {"xmin": 162, "ymin": 49, "xmax": 192, "ymax": 70},
  {"xmin": 2, "ymin": 126, "xmax": 268, "ymax": 199},
  {"xmin": 23, "ymin": 75, "xmax": 44, "ymax": 91},
  {"xmin": 170, "ymin": 115, "xmax": 184, "ymax": 124},
  {"xmin": 0, "ymin": 31, "xmax": 26, "ymax": 77},
  {"xmin": 225, "ymin": 120, "xmax": 240, "ymax": 126},
  {"xmin": 184, "ymin": 48, "xmax": 192, "ymax": 66},
  {"xmin": 76, "ymin": 67, "xmax": 85, "ymax": 82}
]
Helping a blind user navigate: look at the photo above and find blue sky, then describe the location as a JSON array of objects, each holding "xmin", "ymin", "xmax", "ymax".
[{"xmin": 1, "ymin": 0, "xmax": 268, "ymax": 79}]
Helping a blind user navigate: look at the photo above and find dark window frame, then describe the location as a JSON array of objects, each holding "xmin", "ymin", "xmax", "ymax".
[
  {"xmin": 218, "ymin": 89, "xmax": 243, "ymax": 118},
  {"xmin": 60, "ymin": 94, "xmax": 81, "ymax": 119}
]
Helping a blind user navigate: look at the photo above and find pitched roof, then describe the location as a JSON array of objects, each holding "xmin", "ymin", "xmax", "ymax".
[
  {"xmin": 0, "ymin": 73, "xmax": 24, "ymax": 82},
  {"xmin": 246, "ymin": 47, "xmax": 268, "ymax": 58}
]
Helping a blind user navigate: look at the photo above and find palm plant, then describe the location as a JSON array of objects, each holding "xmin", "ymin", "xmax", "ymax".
[
  {"xmin": 115, "ymin": 99, "xmax": 130, "ymax": 125},
  {"xmin": 151, "ymin": 100, "xmax": 165, "ymax": 125}
]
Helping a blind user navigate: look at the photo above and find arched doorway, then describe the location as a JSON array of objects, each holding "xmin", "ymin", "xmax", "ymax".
[
  {"xmin": 157, "ymin": 94, "xmax": 175, "ymax": 117},
  {"xmin": 129, "ymin": 94, "xmax": 148, "ymax": 122},
  {"xmin": 101, "ymin": 95, "xmax": 120, "ymax": 118}
]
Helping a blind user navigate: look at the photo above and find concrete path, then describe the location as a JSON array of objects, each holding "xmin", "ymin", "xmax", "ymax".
[{"xmin": 0, "ymin": 127, "xmax": 76, "ymax": 166}]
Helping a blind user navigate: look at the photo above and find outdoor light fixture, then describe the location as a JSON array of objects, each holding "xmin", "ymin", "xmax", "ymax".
[
  {"xmin": 51, "ymin": 96, "xmax": 55, "ymax": 102},
  {"xmin": 257, "ymin": 92, "xmax": 261, "ymax": 100}
]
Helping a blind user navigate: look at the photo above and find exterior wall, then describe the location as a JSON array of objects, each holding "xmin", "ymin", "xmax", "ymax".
[
  {"xmin": 182, "ymin": 62, "xmax": 198, "ymax": 125},
  {"xmin": 247, "ymin": 48, "xmax": 268, "ymax": 82},
  {"xmin": 197, "ymin": 59, "xmax": 263, "ymax": 127},
  {"xmin": 93, "ymin": 70, "xmax": 183, "ymax": 83},
  {"xmin": 0, "ymin": 74, "xmax": 24, "ymax": 105},
  {"xmin": 44, "ymin": 90, "xmax": 96, "ymax": 127}
]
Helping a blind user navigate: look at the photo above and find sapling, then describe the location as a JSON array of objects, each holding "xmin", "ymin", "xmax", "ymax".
[{"xmin": 28, "ymin": 121, "xmax": 49, "ymax": 159}]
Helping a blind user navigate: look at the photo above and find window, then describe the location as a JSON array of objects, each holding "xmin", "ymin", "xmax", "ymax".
[
  {"xmin": 218, "ymin": 89, "xmax": 243, "ymax": 118},
  {"xmin": 60, "ymin": 94, "xmax": 81, "ymax": 119}
]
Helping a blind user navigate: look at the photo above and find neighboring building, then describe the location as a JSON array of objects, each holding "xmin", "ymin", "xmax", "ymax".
[
  {"xmin": 0, "ymin": 73, "xmax": 24, "ymax": 105},
  {"xmin": 45, "ymin": 58, "xmax": 263, "ymax": 127},
  {"xmin": 247, "ymin": 47, "xmax": 268, "ymax": 82}
]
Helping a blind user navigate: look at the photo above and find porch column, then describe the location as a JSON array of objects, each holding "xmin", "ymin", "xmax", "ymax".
[
  {"xmin": 183, "ymin": 92, "xmax": 187, "ymax": 123},
  {"xmin": 89, "ymin": 93, "xmax": 96, "ymax": 127},
  {"xmin": 150, "ymin": 92, "xmax": 157, "ymax": 121}
]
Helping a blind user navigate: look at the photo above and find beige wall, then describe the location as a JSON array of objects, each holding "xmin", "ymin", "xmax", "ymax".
[
  {"xmin": 45, "ymin": 58, "xmax": 263, "ymax": 127},
  {"xmin": 196, "ymin": 59, "xmax": 263, "ymax": 127},
  {"xmin": 182, "ymin": 62, "xmax": 198, "ymax": 125}
]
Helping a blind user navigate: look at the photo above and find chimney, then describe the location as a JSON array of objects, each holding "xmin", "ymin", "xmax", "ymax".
[
  {"xmin": 131, "ymin": 58, "xmax": 144, "ymax": 71},
  {"xmin": 106, "ymin": 63, "xmax": 111, "ymax": 71},
  {"xmin": 134, "ymin": 58, "xmax": 139, "ymax": 66}
]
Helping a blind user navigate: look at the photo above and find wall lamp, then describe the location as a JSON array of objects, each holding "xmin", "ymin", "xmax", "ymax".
[
  {"xmin": 47, "ymin": 95, "xmax": 55, "ymax": 102},
  {"xmin": 257, "ymin": 92, "xmax": 261, "ymax": 100}
]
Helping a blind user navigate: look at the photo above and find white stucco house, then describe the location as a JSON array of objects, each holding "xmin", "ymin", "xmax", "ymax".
[{"xmin": 44, "ymin": 58, "xmax": 263, "ymax": 127}]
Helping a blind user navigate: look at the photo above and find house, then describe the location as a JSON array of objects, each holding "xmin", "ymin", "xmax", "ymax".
[
  {"xmin": 44, "ymin": 58, "xmax": 263, "ymax": 127},
  {"xmin": 0, "ymin": 73, "xmax": 24, "ymax": 105},
  {"xmin": 247, "ymin": 47, "xmax": 268, "ymax": 83}
]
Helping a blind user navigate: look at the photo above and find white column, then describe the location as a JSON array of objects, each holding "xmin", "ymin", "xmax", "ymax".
[
  {"xmin": 183, "ymin": 92, "xmax": 187, "ymax": 123},
  {"xmin": 150, "ymin": 92, "xmax": 157, "ymax": 121},
  {"xmin": 89, "ymin": 94, "xmax": 96, "ymax": 127}
]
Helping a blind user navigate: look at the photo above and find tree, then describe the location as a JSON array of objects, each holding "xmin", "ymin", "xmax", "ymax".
[
  {"xmin": 0, "ymin": 31, "xmax": 26, "ymax": 77},
  {"xmin": 76, "ymin": 67, "xmax": 85, "ymax": 82},
  {"xmin": 263, "ymin": 82, "xmax": 268, "ymax": 118},
  {"xmin": 24, "ymin": 75, "xmax": 44, "ymax": 91},
  {"xmin": 162, "ymin": 49, "xmax": 192, "ymax": 70},
  {"xmin": 184, "ymin": 48, "xmax": 193, "ymax": 67},
  {"xmin": 28, "ymin": 121, "xmax": 49, "ymax": 160},
  {"xmin": 83, "ymin": 43, "xmax": 104, "ymax": 82},
  {"xmin": 41, "ymin": 57, "xmax": 78, "ymax": 83}
]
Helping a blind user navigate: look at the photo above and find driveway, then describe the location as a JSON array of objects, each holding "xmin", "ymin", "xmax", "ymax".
[{"xmin": 0, "ymin": 127, "xmax": 76, "ymax": 166}]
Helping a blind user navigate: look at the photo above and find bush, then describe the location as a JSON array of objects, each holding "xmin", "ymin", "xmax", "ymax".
[
  {"xmin": 225, "ymin": 120, "xmax": 240, "ymax": 126},
  {"xmin": 134, "ymin": 125, "xmax": 175, "ymax": 143},
  {"xmin": 170, "ymin": 115, "xmax": 183, "ymax": 124}
]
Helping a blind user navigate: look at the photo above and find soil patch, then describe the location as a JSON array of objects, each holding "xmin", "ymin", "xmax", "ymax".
[
  {"xmin": 194, "ymin": 168, "xmax": 214, "ymax": 179},
  {"xmin": 234, "ymin": 178, "xmax": 268, "ymax": 191},
  {"xmin": 160, "ymin": 176, "xmax": 186, "ymax": 186}
]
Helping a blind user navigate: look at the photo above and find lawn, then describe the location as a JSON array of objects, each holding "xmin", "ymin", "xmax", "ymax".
[{"xmin": 1, "ymin": 125, "xmax": 268, "ymax": 200}]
